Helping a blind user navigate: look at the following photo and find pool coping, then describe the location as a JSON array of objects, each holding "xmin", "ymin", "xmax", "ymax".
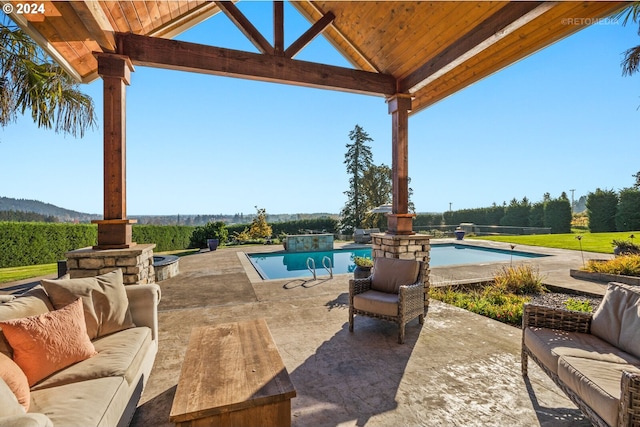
[{"xmin": 237, "ymin": 238, "xmax": 582, "ymax": 285}]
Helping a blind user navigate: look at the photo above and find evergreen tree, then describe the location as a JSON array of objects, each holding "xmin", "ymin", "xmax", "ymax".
[
  {"xmin": 616, "ymin": 188, "xmax": 640, "ymax": 231},
  {"xmin": 587, "ymin": 188, "xmax": 618, "ymax": 232},
  {"xmin": 0, "ymin": 19, "xmax": 96, "ymax": 137},
  {"xmin": 544, "ymin": 195, "xmax": 572, "ymax": 234},
  {"xmin": 340, "ymin": 125, "xmax": 373, "ymax": 233},
  {"xmin": 500, "ymin": 197, "xmax": 531, "ymax": 227}
]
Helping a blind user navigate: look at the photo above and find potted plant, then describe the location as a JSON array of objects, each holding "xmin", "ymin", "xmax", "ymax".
[{"xmin": 353, "ymin": 256, "xmax": 374, "ymax": 279}]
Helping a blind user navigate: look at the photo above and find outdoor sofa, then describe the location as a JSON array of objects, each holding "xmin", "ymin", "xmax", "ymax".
[
  {"xmin": 522, "ymin": 281, "xmax": 640, "ymax": 427},
  {"xmin": 0, "ymin": 269, "xmax": 160, "ymax": 427}
]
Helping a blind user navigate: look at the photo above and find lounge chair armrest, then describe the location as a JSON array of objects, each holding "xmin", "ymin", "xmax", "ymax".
[
  {"xmin": 620, "ymin": 370, "xmax": 640, "ymax": 426},
  {"xmin": 126, "ymin": 283, "xmax": 161, "ymax": 341},
  {"xmin": 522, "ymin": 303, "xmax": 591, "ymax": 333},
  {"xmin": 349, "ymin": 278, "xmax": 373, "ymax": 296},
  {"xmin": 399, "ymin": 281, "xmax": 424, "ymax": 298}
]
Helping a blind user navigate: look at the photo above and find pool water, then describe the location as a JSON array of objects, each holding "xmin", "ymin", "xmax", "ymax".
[{"xmin": 247, "ymin": 244, "xmax": 545, "ymax": 280}]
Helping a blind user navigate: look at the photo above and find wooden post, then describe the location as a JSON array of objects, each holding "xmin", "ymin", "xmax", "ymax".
[
  {"xmin": 386, "ymin": 94, "xmax": 415, "ymax": 235},
  {"xmin": 92, "ymin": 53, "xmax": 137, "ymax": 249}
]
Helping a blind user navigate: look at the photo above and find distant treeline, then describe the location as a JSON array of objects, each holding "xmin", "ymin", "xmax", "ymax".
[{"xmin": 0, "ymin": 210, "xmax": 58, "ymax": 222}]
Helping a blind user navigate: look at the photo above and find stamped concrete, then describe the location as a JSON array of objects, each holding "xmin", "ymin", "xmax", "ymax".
[{"xmin": 130, "ymin": 239, "xmax": 610, "ymax": 427}]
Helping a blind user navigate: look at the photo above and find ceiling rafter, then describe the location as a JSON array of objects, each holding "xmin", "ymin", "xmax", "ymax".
[
  {"xmin": 285, "ymin": 11, "xmax": 335, "ymax": 59},
  {"xmin": 399, "ymin": 1, "xmax": 554, "ymax": 94},
  {"xmin": 214, "ymin": 0, "xmax": 275, "ymax": 55},
  {"xmin": 116, "ymin": 32, "xmax": 396, "ymax": 96},
  {"xmin": 69, "ymin": 1, "xmax": 116, "ymax": 52}
]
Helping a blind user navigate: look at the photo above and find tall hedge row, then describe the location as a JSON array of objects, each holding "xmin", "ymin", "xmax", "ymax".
[
  {"xmin": 0, "ymin": 222, "xmax": 195, "ymax": 268},
  {"xmin": 0, "ymin": 222, "xmax": 97, "ymax": 268}
]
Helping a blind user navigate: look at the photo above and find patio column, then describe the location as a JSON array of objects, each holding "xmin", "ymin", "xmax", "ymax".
[
  {"xmin": 386, "ymin": 93, "xmax": 415, "ymax": 235},
  {"xmin": 92, "ymin": 53, "xmax": 137, "ymax": 249}
]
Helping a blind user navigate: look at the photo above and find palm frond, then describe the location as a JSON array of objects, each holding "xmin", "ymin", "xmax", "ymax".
[{"xmin": 622, "ymin": 44, "xmax": 640, "ymax": 77}]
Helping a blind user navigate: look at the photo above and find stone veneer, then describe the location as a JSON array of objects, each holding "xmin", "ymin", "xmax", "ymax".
[
  {"xmin": 371, "ymin": 233, "xmax": 431, "ymax": 310},
  {"xmin": 65, "ymin": 243, "xmax": 156, "ymax": 285}
]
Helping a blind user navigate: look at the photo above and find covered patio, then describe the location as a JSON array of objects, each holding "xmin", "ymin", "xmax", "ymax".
[
  {"xmin": 5, "ymin": 0, "xmax": 626, "ymax": 248},
  {"xmin": 130, "ymin": 241, "xmax": 605, "ymax": 426}
]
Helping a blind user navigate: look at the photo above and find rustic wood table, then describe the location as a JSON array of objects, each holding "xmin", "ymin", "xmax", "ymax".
[{"xmin": 169, "ymin": 319, "xmax": 296, "ymax": 427}]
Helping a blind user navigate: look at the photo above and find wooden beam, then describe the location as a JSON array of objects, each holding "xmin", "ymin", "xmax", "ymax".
[
  {"xmin": 399, "ymin": 2, "xmax": 553, "ymax": 93},
  {"xmin": 214, "ymin": 1, "xmax": 274, "ymax": 55},
  {"xmin": 116, "ymin": 33, "xmax": 396, "ymax": 96},
  {"xmin": 285, "ymin": 11, "xmax": 335, "ymax": 59},
  {"xmin": 93, "ymin": 53, "xmax": 136, "ymax": 249},
  {"xmin": 68, "ymin": 1, "xmax": 116, "ymax": 52},
  {"xmin": 386, "ymin": 94, "xmax": 414, "ymax": 235},
  {"xmin": 274, "ymin": 1, "xmax": 284, "ymax": 56}
]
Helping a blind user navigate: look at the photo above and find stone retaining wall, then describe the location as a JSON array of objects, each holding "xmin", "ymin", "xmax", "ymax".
[{"xmin": 65, "ymin": 244, "xmax": 156, "ymax": 285}]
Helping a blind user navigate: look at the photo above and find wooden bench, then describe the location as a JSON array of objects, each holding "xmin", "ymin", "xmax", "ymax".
[{"xmin": 169, "ymin": 319, "xmax": 296, "ymax": 427}]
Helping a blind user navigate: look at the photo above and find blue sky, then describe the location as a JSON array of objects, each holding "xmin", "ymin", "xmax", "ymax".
[{"xmin": 1, "ymin": 2, "xmax": 638, "ymax": 216}]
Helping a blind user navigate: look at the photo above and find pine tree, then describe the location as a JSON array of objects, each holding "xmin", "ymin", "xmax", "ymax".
[{"xmin": 340, "ymin": 125, "xmax": 373, "ymax": 233}]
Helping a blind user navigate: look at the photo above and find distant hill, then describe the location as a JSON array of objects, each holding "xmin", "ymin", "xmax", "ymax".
[
  {"xmin": 0, "ymin": 197, "xmax": 101, "ymax": 223},
  {"xmin": 0, "ymin": 196, "xmax": 340, "ymax": 225}
]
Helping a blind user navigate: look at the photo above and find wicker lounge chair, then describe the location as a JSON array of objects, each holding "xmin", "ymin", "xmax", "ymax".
[{"xmin": 349, "ymin": 257, "xmax": 428, "ymax": 344}]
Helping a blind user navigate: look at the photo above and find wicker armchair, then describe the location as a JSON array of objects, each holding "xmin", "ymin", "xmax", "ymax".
[
  {"xmin": 349, "ymin": 257, "xmax": 428, "ymax": 344},
  {"xmin": 522, "ymin": 282, "xmax": 640, "ymax": 427}
]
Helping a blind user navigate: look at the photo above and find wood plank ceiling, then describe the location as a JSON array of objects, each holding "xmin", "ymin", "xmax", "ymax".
[{"xmin": 5, "ymin": 0, "xmax": 626, "ymax": 115}]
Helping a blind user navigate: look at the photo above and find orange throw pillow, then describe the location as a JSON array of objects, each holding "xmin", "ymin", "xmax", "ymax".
[
  {"xmin": 0, "ymin": 299, "xmax": 97, "ymax": 386},
  {"xmin": 0, "ymin": 352, "xmax": 29, "ymax": 411}
]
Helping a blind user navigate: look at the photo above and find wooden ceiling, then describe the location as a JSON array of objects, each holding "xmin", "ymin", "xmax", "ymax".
[{"xmin": 5, "ymin": 0, "xmax": 626, "ymax": 115}]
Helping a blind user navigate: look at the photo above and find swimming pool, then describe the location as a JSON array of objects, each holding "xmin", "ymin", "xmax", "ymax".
[{"xmin": 246, "ymin": 243, "xmax": 545, "ymax": 280}]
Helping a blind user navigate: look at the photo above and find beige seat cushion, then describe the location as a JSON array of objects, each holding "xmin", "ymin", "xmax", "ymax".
[
  {"xmin": 591, "ymin": 282, "xmax": 640, "ymax": 359},
  {"xmin": 558, "ymin": 356, "xmax": 640, "ymax": 427},
  {"xmin": 0, "ymin": 377, "xmax": 24, "ymax": 418},
  {"xmin": 371, "ymin": 258, "xmax": 420, "ymax": 294},
  {"xmin": 0, "ymin": 287, "xmax": 53, "ymax": 358},
  {"xmin": 30, "ymin": 376, "xmax": 129, "ymax": 427},
  {"xmin": 524, "ymin": 327, "xmax": 640, "ymax": 375},
  {"xmin": 32, "ymin": 327, "xmax": 151, "ymax": 391},
  {"xmin": 353, "ymin": 290, "xmax": 398, "ymax": 317},
  {"xmin": 42, "ymin": 269, "xmax": 134, "ymax": 340}
]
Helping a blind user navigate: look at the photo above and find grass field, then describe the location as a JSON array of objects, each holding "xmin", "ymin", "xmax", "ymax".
[
  {"xmin": 472, "ymin": 231, "xmax": 640, "ymax": 254},
  {"xmin": 0, "ymin": 249, "xmax": 200, "ymax": 285}
]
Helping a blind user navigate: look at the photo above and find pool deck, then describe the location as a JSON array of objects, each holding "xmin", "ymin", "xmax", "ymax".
[{"xmin": 2, "ymin": 238, "xmax": 612, "ymax": 426}]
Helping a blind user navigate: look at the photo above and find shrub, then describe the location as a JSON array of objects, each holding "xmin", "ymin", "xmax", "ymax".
[
  {"xmin": 189, "ymin": 221, "xmax": 228, "ymax": 249},
  {"xmin": 492, "ymin": 264, "xmax": 546, "ymax": 295},
  {"xmin": 585, "ymin": 255, "xmax": 640, "ymax": 277},
  {"xmin": 564, "ymin": 298, "xmax": 593, "ymax": 312},
  {"xmin": 612, "ymin": 239, "xmax": 640, "ymax": 256},
  {"xmin": 429, "ymin": 285, "xmax": 530, "ymax": 326}
]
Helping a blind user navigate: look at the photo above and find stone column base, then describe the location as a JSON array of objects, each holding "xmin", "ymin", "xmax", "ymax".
[
  {"xmin": 65, "ymin": 244, "xmax": 156, "ymax": 285},
  {"xmin": 371, "ymin": 233, "xmax": 431, "ymax": 310}
]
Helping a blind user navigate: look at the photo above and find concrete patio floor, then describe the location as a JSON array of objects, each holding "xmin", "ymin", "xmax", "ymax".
[{"xmin": 128, "ymin": 238, "xmax": 609, "ymax": 427}]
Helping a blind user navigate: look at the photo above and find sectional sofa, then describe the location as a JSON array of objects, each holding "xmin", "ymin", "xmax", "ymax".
[
  {"xmin": 0, "ymin": 269, "xmax": 160, "ymax": 427},
  {"xmin": 522, "ymin": 282, "xmax": 640, "ymax": 427}
]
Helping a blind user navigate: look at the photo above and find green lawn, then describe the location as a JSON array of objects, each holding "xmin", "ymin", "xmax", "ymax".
[
  {"xmin": 0, "ymin": 249, "xmax": 200, "ymax": 285},
  {"xmin": 0, "ymin": 263, "xmax": 57, "ymax": 285},
  {"xmin": 472, "ymin": 231, "xmax": 640, "ymax": 254}
]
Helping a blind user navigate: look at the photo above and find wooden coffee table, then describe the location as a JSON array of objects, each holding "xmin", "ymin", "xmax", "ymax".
[{"xmin": 169, "ymin": 319, "xmax": 296, "ymax": 427}]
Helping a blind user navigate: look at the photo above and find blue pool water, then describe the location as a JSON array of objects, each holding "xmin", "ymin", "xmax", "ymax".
[{"xmin": 247, "ymin": 244, "xmax": 545, "ymax": 280}]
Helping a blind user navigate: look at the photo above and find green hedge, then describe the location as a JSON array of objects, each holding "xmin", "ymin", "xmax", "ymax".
[
  {"xmin": 0, "ymin": 222, "xmax": 97, "ymax": 268},
  {"xmin": 0, "ymin": 222, "xmax": 196, "ymax": 268}
]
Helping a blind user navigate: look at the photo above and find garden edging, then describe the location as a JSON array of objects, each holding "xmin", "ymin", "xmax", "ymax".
[{"xmin": 569, "ymin": 269, "xmax": 640, "ymax": 286}]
